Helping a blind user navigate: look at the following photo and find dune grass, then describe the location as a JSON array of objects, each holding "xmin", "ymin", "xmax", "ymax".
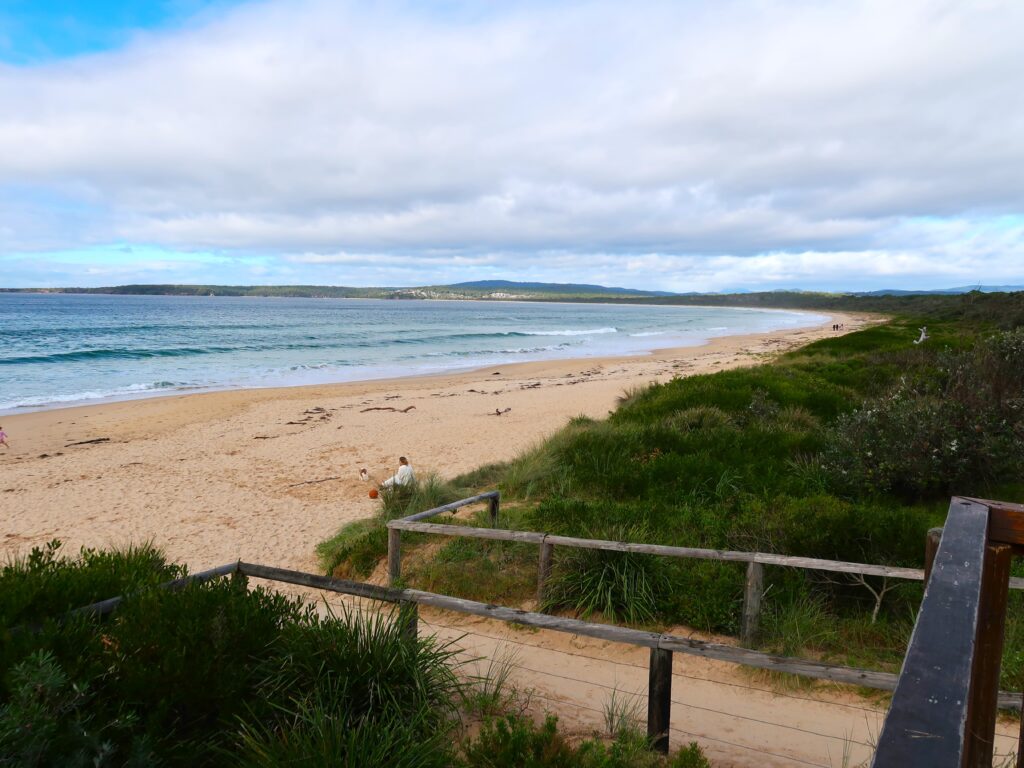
[{"xmin": 316, "ymin": 472, "xmax": 467, "ymax": 578}]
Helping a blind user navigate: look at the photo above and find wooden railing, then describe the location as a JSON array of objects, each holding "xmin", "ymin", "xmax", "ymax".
[
  {"xmin": 873, "ymin": 497, "xmax": 1024, "ymax": 768},
  {"xmin": 53, "ymin": 558, "xmax": 925, "ymax": 756},
  {"xmin": 385, "ymin": 491, "xmax": 1024, "ymax": 645},
  {"xmin": 45, "ymin": 493, "xmax": 1024, "ymax": 761}
]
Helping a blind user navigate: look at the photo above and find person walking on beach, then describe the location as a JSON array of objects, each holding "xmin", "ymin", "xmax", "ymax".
[
  {"xmin": 0, "ymin": 426, "xmax": 8, "ymax": 450},
  {"xmin": 381, "ymin": 456, "xmax": 415, "ymax": 489}
]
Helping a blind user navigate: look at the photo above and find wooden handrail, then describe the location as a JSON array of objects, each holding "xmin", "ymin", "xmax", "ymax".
[
  {"xmin": 388, "ymin": 492, "xmax": 1024, "ymax": 588},
  {"xmin": 873, "ymin": 497, "xmax": 1023, "ymax": 767}
]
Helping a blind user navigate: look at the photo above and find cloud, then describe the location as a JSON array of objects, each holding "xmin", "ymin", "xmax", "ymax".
[{"xmin": 0, "ymin": 0, "xmax": 1022, "ymax": 288}]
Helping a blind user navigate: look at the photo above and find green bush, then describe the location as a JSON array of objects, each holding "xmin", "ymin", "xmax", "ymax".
[
  {"xmin": 824, "ymin": 389, "xmax": 1022, "ymax": 499},
  {"xmin": 232, "ymin": 707, "xmax": 452, "ymax": 768},
  {"xmin": 101, "ymin": 577, "xmax": 307, "ymax": 756},
  {"xmin": 659, "ymin": 560, "xmax": 744, "ymax": 634},
  {"xmin": 1, "ymin": 545, "xmax": 467, "ymax": 767},
  {"xmin": 0, "ymin": 540, "xmax": 183, "ymax": 628},
  {"xmin": 407, "ymin": 536, "xmax": 536, "ymax": 604},
  {"xmin": 0, "ymin": 650, "xmax": 157, "ymax": 768}
]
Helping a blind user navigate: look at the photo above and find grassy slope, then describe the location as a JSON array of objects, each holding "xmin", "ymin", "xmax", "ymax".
[{"xmin": 323, "ymin": 292, "xmax": 1024, "ymax": 686}]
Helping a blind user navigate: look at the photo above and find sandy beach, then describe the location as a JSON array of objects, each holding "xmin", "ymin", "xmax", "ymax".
[{"xmin": 1, "ymin": 310, "xmax": 868, "ymax": 571}]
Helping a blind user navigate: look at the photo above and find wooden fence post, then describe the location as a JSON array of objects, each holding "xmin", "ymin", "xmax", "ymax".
[
  {"xmin": 924, "ymin": 527, "xmax": 943, "ymax": 585},
  {"xmin": 648, "ymin": 647, "xmax": 672, "ymax": 754},
  {"xmin": 488, "ymin": 494, "xmax": 500, "ymax": 527},
  {"xmin": 965, "ymin": 542, "xmax": 1012, "ymax": 768},
  {"xmin": 537, "ymin": 536, "xmax": 554, "ymax": 605},
  {"xmin": 388, "ymin": 528, "xmax": 402, "ymax": 586},
  {"xmin": 740, "ymin": 561, "xmax": 764, "ymax": 646}
]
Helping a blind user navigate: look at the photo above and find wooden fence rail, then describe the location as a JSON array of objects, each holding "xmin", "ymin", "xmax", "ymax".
[
  {"xmin": 873, "ymin": 497, "xmax": 1024, "ymax": 767},
  {"xmin": 31, "ymin": 537, "xmax": 1024, "ymax": 759},
  {"xmin": 385, "ymin": 491, "xmax": 1024, "ymax": 646}
]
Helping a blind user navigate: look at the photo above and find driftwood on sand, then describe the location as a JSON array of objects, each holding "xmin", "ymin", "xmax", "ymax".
[
  {"xmin": 64, "ymin": 438, "xmax": 111, "ymax": 447},
  {"xmin": 286, "ymin": 476, "xmax": 342, "ymax": 489},
  {"xmin": 360, "ymin": 406, "xmax": 416, "ymax": 413}
]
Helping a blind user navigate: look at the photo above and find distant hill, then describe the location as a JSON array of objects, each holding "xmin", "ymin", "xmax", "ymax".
[
  {"xmin": 0, "ymin": 280, "xmax": 676, "ymax": 300},
  {"xmin": 446, "ymin": 280, "xmax": 677, "ymax": 297},
  {"xmin": 3, "ymin": 282, "xmax": 1021, "ymax": 305},
  {"xmin": 857, "ymin": 285, "xmax": 1024, "ymax": 296}
]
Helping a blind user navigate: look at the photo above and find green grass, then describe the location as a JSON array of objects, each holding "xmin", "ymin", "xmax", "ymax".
[
  {"xmin": 459, "ymin": 714, "xmax": 710, "ymax": 768},
  {"xmin": 316, "ymin": 472, "xmax": 468, "ymax": 578}
]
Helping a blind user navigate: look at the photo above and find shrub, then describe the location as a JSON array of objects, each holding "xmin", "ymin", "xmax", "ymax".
[
  {"xmin": 2, "ymin": 546, "xmax": 470, "ymax": 767},
  {"xmin": 0, "ymin": 540, "xmax": 183, "ymax": 628},
  {"xmin": 823, "ymin": 389, "xmax": 1022, "ymax": 498},
  {"xmin": 0, "ymin": 650, "xmax": 157, "ymax": 767},
  {"xmin": 254, "ymin": 604, "xmax": 462, "ymax": 729},
  {"xmin": 232, "ymin": 707, "xmax": 453, "ymax": 768},
  {"xmin": 659, "ymin": 560, "xmax": 744, "ymax": 634},
  {"xmin": 407, "ymin": 536, "xmax": 536, "ymax": 604},
  {"xmin": 461, "ymin": 715, "xmax": 575, "ymax": 767},
  {"xmin": 101, "ymin": 577, "xmax": 308, "ymax": 757}
]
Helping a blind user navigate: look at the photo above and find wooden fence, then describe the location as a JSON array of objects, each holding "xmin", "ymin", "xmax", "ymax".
[
  {"xmin": 874, "ymin": 497, "xmax": 1024, "ymax": 767},
  {"xmin": 47, "ymin": 494, "xmax": 1024, "ymax": 761},
  {"xmin": 385, "ymin": 490, "xmax": 1024, "ymax": 645}
]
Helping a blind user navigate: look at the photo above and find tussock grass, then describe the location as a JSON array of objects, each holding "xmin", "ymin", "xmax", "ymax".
[
  {"xmin": 317, "ymin": 472, "xmax": 466, "ymax": 578},
  {"xmin": 541, "ymin": 523, "xmax": 666, "ymax": 625}
]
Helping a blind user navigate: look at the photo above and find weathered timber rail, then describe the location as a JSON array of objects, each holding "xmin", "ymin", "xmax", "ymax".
[
  {"xmin": 873, "ymin": 497, "xmax": 1024, "ymax": 768},
  {"xmin": 385, "ymin": 490, "xmax": 1024, "ymax": 645},
  {"xmin": 52, "ymin": 557, "xmax": 1024, "ymax": 755}
]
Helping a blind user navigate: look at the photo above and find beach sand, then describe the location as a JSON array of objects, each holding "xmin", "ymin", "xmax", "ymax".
[
  {"xmin": 6, "ymin": 310, "xmax": 948, "ymax": 767},
  {"xmin": 1, "ymin": 310, "xmax": 869, "ymax": 571}
]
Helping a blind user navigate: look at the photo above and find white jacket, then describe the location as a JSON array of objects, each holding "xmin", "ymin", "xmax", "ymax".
[{"xmin": 381, "ymin": 464, "xmax": 415, "ymax": 488}]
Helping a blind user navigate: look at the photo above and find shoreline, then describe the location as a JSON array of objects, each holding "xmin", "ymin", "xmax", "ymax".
[
  {"xmin": 1, "ymin": 306, "xmax": 832, "ymax": 419},
  {"xmin": 1, "ymin": 310, "xmax": 873, "ymax": 574}
]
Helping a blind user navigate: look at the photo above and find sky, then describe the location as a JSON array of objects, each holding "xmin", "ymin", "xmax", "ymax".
[{"xmin": 1, "ymin": 0, "xmax": 1022, "ymax": 292}]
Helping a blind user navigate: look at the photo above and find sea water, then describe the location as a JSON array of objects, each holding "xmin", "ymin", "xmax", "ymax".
[{"xmin": 0, "ymin": 293, "xmax": 826, "ymax": 414}]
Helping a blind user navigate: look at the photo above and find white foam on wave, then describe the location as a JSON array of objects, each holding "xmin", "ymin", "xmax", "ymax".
[
  {"xmin": 523, "ymin": 327, "xmax": 618, "ymax": 337},
  {"xmin": 0, "ymin": 381, "xmax": 185, "ymax": 412},
  {"xmin": 629, "ymin": 331, "xmax": 666, "ymax": 337}
]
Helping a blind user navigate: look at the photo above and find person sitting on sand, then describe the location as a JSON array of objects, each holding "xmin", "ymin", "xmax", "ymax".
[
  {"xmin": 381, "ymin": 456, "xmax": 415, "ymax": 489},
  {"xmin": 0, "ymin": 426, "xmax": 8, "ymax": 450}
]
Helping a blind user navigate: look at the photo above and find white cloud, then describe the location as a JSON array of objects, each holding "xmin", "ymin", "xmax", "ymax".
[{"xmin": 0, "ymin": 0, "xmax": 1022, "ymax": 288}]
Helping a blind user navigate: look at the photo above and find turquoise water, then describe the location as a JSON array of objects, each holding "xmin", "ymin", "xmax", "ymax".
[{"xmin": 0, "ymin": 294, "xmax": 826, "ymax": 413}]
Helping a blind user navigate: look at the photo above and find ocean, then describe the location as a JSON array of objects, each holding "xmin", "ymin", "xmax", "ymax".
[{"xmin": 0, "ymin": 293, "xmax": 825, "ymax": 414}]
